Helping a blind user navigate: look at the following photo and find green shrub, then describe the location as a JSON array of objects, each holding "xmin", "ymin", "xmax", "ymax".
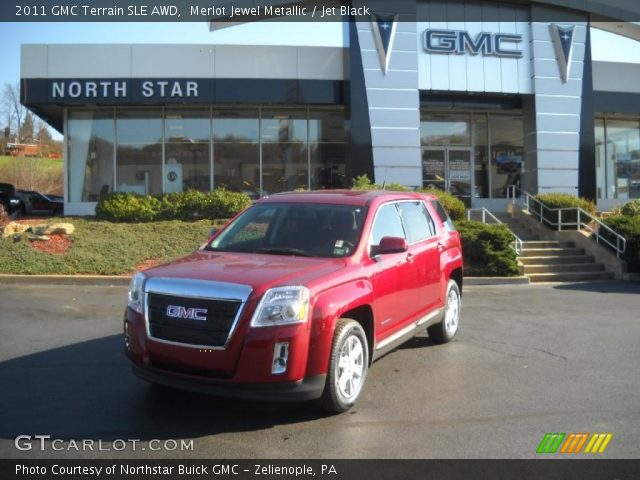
[
  {"xmin": 350, "ymin": 175, "xmax": 466, "ymax": 221},
  {"xmin": 455, "ymin": 221, "xmax": 520, "ymax": 277},
  {"xmin": 95, "ymin": 193, "xmax": 162, "ymax": 222},
  {"xmin": 533, "ymin": 193, "xmax": 596, "ymax": 227},
  {"xmin": 350, "ymin": 174, "xmax": 409, "ymax": 192},
  {"xmin": 417, "ymin": 187, "xmax": 466, "ymax": 221},
  {"xmin": 96, "ymin": 189, "xmax": 251, "ymax": 222},
  {"xmin": 621, "ymin": 199, "xmax": 640, "ymax": 217},
  {"xmin": 601, "ymin": 214, "xmax": 640, "ymax": 272}
]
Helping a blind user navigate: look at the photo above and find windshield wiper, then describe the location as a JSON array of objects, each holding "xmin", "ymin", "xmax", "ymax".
[{"xmin": 254, "ymin": 247, "xmax": 315, "ymax": 257}]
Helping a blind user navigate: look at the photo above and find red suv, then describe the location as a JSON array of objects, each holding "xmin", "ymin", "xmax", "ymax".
[{"xmin": 124, "ymin": 190, "xmax": 463, "ymax": 412}]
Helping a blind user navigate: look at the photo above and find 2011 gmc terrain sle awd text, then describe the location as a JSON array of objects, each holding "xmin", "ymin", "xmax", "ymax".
[{"xmin": 124, "ymin": 190, "xmax": 463, "ymax": 412}]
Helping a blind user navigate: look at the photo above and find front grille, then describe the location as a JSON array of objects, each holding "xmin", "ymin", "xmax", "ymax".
[{"xmin": 147, "ymin": 293, "xmax": 242, "ymax": 347}]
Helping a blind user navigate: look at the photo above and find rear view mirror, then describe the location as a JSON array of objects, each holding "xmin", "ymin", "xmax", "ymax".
[{"xmin": 371, "ymin": 236, "xmax": 408, "ymax": 256}]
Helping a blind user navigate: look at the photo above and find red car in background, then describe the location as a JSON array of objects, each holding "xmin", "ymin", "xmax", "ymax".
[{"xmin": 124, "ymin": 190, "xmax": 463, "ymax": 412}]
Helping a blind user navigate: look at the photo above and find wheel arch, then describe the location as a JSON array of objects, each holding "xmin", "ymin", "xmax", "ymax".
[{"xmin": 449, "ymin": 267, "xmax": 463, "ymax": 296}]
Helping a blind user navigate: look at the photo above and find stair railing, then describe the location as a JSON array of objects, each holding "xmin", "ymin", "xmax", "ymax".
[
  {"xmin": 506, "ymin": 185, "xmax": 626, "ymax": 258},
  {"xmin": 466, "ymin": 207, "xmax": 523, "ymax": 255}
]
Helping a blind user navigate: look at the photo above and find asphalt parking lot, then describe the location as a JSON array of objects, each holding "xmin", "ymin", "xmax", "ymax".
[{"xmin": 0, "ymin": 281, "xmax": 638, "ymax": 459}]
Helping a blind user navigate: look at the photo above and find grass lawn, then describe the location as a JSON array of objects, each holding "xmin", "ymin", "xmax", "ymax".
[
  {"xmin": 0, "ymin": 155, "xmax": 63, "ymax": 171},
  {"xmin": 0, "ymin": 218, "xmax": 227, "ymax": 275}
]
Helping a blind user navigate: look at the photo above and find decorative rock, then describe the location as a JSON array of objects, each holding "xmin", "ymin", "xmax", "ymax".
[
  {"xmin": 1, "ymin": 222, "xmax": 30, "ymax": 237},
  {"xmin": 43, "ymin": 223, "xmax": 75, "ymax": 235},
  {"xmin": 28, "ymin": 234, "xmax": 50, "ymax": 242}
]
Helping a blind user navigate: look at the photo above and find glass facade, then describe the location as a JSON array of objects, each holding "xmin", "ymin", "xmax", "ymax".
[
  {"xmin": 420, "ymin": 110, "xmax": 523, "ymax": 200},
  {"xmin": 67, "ymin": 106, "xmax": 348, "ymax": 202},
  {"xmin": 595, "ymin": 115, "xmax": 640, "ymax": 200},
  {"xmin": 67, "ymin": 111, "xmax": 114, "ymax": 202}
]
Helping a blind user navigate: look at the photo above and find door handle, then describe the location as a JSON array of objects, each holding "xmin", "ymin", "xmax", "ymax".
[
  {"xmin": 406, "ymin": 253, "xmax": 415, "ymax": 263},
  {"xmin": 437, "ymin": 242, "xmax": 446, "ymax": 252}
]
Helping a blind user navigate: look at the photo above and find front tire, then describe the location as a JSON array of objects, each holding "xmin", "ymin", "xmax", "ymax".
[
  {"xmin": 319, "ymin": 319, "xmax": 369, "ymax": 413},
  {"xmin": 427, "ymin": 279, "xmax": 461, "ymax": 344}
]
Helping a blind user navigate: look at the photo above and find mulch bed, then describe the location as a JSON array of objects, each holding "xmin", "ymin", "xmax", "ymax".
[{"xmin": 30, "ymin": 234, "xmax": 73, "ymax": 254}]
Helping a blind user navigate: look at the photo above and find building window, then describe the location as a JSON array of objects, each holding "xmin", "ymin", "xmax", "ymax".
[
  {"xmin": 164, "ymin": 109, "xmax": 211, "ymax": 193},
  {"xmin": 115, "ymin": 110, "xmax": 163, "ymax": 195},
  {"xmin": 488, "ymin": 115, "xmax": 524, "ymax": 198},
  {"xmin": 213, "ymin": 109, "xmax": 260, "ymax": 199},
  {"xmin": 261, "ymin": 108, "xmax": 308, "ymax": 194},
  {"xmin": 309, "ymin": 108, "xmax": 348, "ymax": 190},
  {"xmin": 67, "ymin": 110, "xmax": 114, "ymax": 202},
  {"xmin": 595, "ymin": 116, "xmax": 640, "ymax": 200},
  {"xmin": 420, "ymin": 113, "xmax": 471, "ymax": 146},
  {"xmin": 65, "ymin": 106, "xmax": 348, "ymax": 203}
]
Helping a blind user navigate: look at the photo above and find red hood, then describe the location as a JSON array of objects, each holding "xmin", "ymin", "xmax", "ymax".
[{"xmin": 144, "ymin": 250, "xmax": 347, "ymax": 293}]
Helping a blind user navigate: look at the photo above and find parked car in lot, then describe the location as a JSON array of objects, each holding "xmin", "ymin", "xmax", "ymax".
[
  {"xmin": 16, "ymin": 190, "xmax": 63, "ymax": 216},
  {"xmin": 0, "ymin": 182, "xmax": 26, "ymax": 217},
  {"xmin": 124, "ymin": 190, "xmax": 463, "ymax": 412}
]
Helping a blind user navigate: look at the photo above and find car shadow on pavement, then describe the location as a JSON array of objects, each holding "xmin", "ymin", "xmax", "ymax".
[
  {"xmin": 552, "ymin": 280, "xmax": 640, "ymax": 295},
  {"xmin": 0, "ymin": 334, "xmax": 331, "ymax": 443}
]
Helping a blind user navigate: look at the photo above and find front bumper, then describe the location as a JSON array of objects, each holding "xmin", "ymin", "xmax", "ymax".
[{"xmin": 132, "ymin": 363, "xmax": 326, "ymax": 402}]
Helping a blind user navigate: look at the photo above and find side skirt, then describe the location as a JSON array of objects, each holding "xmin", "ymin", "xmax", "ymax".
[{"xmin": 371, "ymin": 307, "xmax": 444, "ymax": 362}]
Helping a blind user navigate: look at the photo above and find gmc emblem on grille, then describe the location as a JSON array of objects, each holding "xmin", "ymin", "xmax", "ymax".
[{"xmin": 166, "ymin": 305, "xmax": 208, "ymax": 321}]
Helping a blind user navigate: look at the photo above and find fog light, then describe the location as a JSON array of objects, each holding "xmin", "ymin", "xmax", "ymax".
[{"xmin": 272, "ymin": 342, "xmax": 289, "ymax": 375}]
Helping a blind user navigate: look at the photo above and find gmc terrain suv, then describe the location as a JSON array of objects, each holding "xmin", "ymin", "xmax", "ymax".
[{"xmin": 124, "ymin": 190, "xmax": 463, "ymax": 412}]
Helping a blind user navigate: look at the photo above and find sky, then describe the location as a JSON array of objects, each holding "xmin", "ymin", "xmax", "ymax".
[{"xmin": 0, "ymin": 21, "xmax": 638, "ymax": 140}]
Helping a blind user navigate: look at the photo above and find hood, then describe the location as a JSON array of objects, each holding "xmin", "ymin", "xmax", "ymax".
[{"xmin": 144, "ymin": 250, "xmax": 347, "ymax": 294}]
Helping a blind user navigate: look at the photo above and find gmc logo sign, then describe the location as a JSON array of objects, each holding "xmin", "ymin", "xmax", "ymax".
[
  {"xmin": 166, "ymin": 305, "xmax": 208, "ymax": 321},
  {"xmin": 424, "ymin": 29, "xmax": 523, "ymax": 58}
]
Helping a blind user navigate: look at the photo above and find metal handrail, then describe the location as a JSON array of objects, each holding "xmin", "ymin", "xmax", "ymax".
[
  {"xmin": 506, "ymin": 185, "xmax": 626, "ymax": 258},
  {"xmin": 466, "ymin": 207, "xmax": 524, "ymax": 255}
]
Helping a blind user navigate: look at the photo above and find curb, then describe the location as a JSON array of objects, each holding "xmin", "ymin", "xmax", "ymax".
[
  {"xmin": 0, "ymin": 274, "xmax": 530, "ymax": 287},
  {"xmin": 0, "ymin": 274, "xmax": 131, "ymax": 286},
  {"xmin": 465, "ymin": 276, "xmax": 530, "ymax": 285}
]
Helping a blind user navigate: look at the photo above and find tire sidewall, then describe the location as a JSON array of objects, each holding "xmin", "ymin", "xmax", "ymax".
[
  {"xmin": 442, "ymin": 279, "xmax": 461, "ymax": 342},
  {"xmin": 323, "ymin": 320, "xmax": 369, "ymax": 412}
]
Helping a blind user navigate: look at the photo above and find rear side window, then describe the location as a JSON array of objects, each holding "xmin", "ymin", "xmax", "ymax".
[
  {"xmin": 370, "ymin": 203, "xmax": 405, "ymax": 245},
  {"xmin": 397, "ymin": 201, "xmax": 435, "ymax": 243},
  {"xmin": 430, "ymin": 200, "xmax": 455, "ymax": 232}
]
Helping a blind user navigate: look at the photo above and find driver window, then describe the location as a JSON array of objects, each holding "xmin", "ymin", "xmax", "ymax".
[{"xmin": 370, "ymin": 203, "xmax": 406, "ymax": 246}]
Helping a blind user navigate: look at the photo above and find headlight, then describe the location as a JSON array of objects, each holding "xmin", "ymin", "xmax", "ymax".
[
  {"xmin": 250, "ymin": 286, "xmax": 310, "ymax": 327},
  {"xmin": 9, "ymin": 198, "xmax": 20, "ymax": 205},
  {"xmin": 128, "ymin": 272, "xmax": 146, "ymax": 314}
]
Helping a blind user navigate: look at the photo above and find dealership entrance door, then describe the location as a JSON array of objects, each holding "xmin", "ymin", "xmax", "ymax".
[{"xmin": 422, "ymin": 147, "xmax": 474, "ymax": 206}]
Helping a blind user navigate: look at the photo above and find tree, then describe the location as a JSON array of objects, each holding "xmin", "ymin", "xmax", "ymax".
[
  {"xmin": 20, "ymin": 111, "xmax": 35, "ymax": 144},
  {"xmin": 1, "ymin": 83, "xmax": 25, "ymax": 143}
]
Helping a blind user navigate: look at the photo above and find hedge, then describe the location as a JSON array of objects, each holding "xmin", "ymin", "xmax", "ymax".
[
  {"xmin": 350, "ymin": 174, "xmax": 466, "ymax": 221},
  {"xmin": 95, "ymin": 189, "xmax": 252, "ymax": 222},
  {"xmin": 533, "ymin": 193, "xmax": 596, "ymax": 227},
  {"xmin": 456, "ymin": 221, "xmax": 520, "ymax": 277},
  {"xmin": 416, "ymin": 187, "xmax": 466, "ymax": 221},
  {"xmin": 621, "ymin": 199, "xmax": 640, "ymax": 217},
  {"xmin": 602, "ymin": 214, "xmax": 640, "ymax": 272}
]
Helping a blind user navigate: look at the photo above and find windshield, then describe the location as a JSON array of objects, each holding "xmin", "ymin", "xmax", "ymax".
[{"xmin": 206, "ymin": 203, "xmax": 368, "ymax": 258}]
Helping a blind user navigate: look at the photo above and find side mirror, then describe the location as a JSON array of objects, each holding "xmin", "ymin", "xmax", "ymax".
[
  {"xmin": 371, "ymin": 236, "xmax": 408, "ymax": 256},
  {"xmin": 208, "ymin": 227, "xmax": 219, "ymax": 238}
]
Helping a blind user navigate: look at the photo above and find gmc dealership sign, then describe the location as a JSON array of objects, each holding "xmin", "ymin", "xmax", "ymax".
[{"xmin": 424, "ymin": 29, "xmax": 523, "ymax": 58}]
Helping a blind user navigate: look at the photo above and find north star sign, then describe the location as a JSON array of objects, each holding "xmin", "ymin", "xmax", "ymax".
[
  {"xmin": 424, "ymin": 29, "xmax": 523, "ymax": 58},
  {"xmin": 50, "ymin": 79, "xmax": 200, "ymax": 100}
]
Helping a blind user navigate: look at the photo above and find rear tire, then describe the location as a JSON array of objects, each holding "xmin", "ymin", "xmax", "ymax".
[
  {"xmin": 427, "ymin": 279, "xmax": 461, "ymax": 344},
  {"xmin": 319, "ymin": 319, "xmax": 369, "ymax": 413}
]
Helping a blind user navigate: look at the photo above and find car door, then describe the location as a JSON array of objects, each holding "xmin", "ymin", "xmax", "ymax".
[
  {"xmin": 396, "ymin": 201, "xmax": 442, "ymax": 316},
  {"xmin": 368, "ymin": 202, "xmax": 418, "ymax": 339}
]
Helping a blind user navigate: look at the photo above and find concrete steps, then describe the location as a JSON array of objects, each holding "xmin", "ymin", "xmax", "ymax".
[{"xmin": 520, "ymin": 239, "xmax": 613, "ymax": 282}]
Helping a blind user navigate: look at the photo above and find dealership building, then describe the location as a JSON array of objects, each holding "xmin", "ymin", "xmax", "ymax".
[{"xmin": 20, "ymin": 1, "xmax": 640, "ymax": 215}]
